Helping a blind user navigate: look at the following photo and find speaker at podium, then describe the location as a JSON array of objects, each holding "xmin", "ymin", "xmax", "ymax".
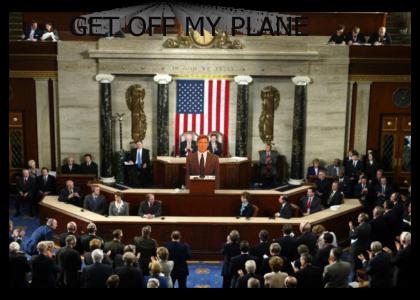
[{"xmin": 189, "ymin": 175, "xmax": 216, "ymax": 194}]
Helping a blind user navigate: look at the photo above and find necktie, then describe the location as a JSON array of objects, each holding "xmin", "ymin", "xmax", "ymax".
[
  {"xmin": 199, "ymin": 154, "xmax": 205, "ymax": 177},
  {"xmin": 382, "ymin": 185, "xmax": 385, "ymax": 194},
  {"xmin": 137, "ymin": 150, "xmax": 142, "ymax": 168},
  {"xmin": 24, "ymin": 177, "xmax": 28, "ymax": 188},
  {"xmin": 306, "ymin": 197, "xmax": 312, "ymax": 213},
  {"xmin": 69, "ymin": 165, "xmax": 72, "ymax": 172},
  {"xmin": 353, "ymin": 161, "xmax": 356, "ymax": 167},
  {"xmin": 44, "ymin": 176, "xmax": 47, "ymax": 184},
  {"xmin": 335, "ymin": 167, "xmax": 339, "ymax": 176}
]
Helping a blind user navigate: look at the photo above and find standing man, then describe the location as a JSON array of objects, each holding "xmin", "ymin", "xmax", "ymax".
[
  {"xmin": 164, "ymin": 231, "xmax": 191, "ymax": 288},
  {"xmin": 126, "ymin": 141, "xmax": 151, "ymax": 187},
  {"xmin": 259, "ymin": 144, "xmax": 279, "ymax": 187},
  {"xmin": 16, "ymin": 169, "xmax": 37, "ymax": 217},
  {"xmin": 185, "ymin": 134, "xmax": 220, "ymax": 188}
]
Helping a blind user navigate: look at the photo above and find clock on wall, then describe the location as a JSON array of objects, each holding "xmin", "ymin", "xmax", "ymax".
[
  {"xmin": 393, "ymin": 88, "xmax": 411, "ymax": 108},
  {"xmin": 190, "ymin": 29, "xmax": 216, "ymax": 47}
]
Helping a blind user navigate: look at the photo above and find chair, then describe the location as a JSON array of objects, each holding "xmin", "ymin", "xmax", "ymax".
[
  {"xmin": 252, "ymin": 204, "xmax": 259, "ymax": 217},
  {"xmin": 290, "ymin": 203, "xmax": 301, "ymax": 218}
]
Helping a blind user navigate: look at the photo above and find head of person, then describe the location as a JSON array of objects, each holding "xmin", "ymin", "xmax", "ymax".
[
  {"xmin": 300, "ymin": 253, "xmax": 312, "ymax": 268},
  {"xmin": 114, "ymin": 191, "xmax": 123, "ymax": 202},
  {"xmin": 297, "ymin": 244, "xmax": 309, "ymax": 256},
  {"xmin": 368, "ymin": 153, "xmax": 374, "ymax": 161},
  {"xmin": 9, "ymin": 241, "xmax": 20, "ymax": 254},
  {"xmin": 84, "ymin": 153, "xmax": 92, "ymax": 164},
  {"xmin": 352, "ymin": 152, "xmax": 359, "ymax": 161},
  {"xmin": 376, "ymin": 169, "xmax": 384, "ymax": 178},
  {"xmin": 87, "ymin": 222, "xmax": 97, "ymax": 235},
  {"xmin": 331, "ymin": 181, "xmax": 338, "ymax": 191},
  {"xmin": 329, "ymin": 247, "xmax": 342, "ymax": 262},
  {"xmin": 307, "ymin": 187, "xmax": 315, "ymax": 198},
  {"xmin": 313, "ymin": 159, "xmax": 320, "ymax": 168},
  {"xmin": 390, "ymin": 192, "xmax": 401, "ymax": 203},
  {"xmin": 352, "ymin": 26, "xmax": 360, "ymax": 35},
  {"xmin": 400, "ymin": 232, "xmax": 411, "ymax": 248},
  {"xmin": 284, "ymin": 276, "xmax": 297, "ymax": 288},
  {"xmin": 185, "ymin": 133, "xmax": 193, "ymax": 142},
  {"xmin": 318, "ymin": 170, "xmax": 326, "ymax": 180},
  {"xmin": 22, "ymin": 169, "xmax": 29, "ymax": 178},
  {"xmin": 142, "ymin": 225, "xmax": 151, "ymax": 238},
  {"xmin": 45, "ymin": 22, "xmax": 53, "ymax": 32},
  {"xmin": 171, "ymin": 230, "xmax": 181, "ymax": 241},
  {"xmin": 91, "ymin": 185, "xmax": 100, "ymax": 196},
  {"xmin": 241, "ymin": 192, "xmax": 251, "ymax": 204},
  {"xmin": 278, "ymin": 195, "xmax": 288, "ymax": 205},
  {"xmin": 269, "ymin": 256, "xmax": 284, "ymax": 273},
  {"xmin": 122, "ymin": 252, "xmax": 137, "ymax": 266},
  {"xmin": 360, "ymin": 176, "xmax": 368, "ymax": 185},
  {"xmin": 380, "ymin": 176, "xmax": 387, "ymax": 185},
  {"xmin": 229, "ymin": 230, "xmax": 240, "ymax": 243},
  {"xmin": 147, "ymin": 278, "xmax": 160, "ymax": 288},
  {"xmin": 333, "ymin": 158, "xmax": 340, "ymax": 166},
  {"xmin": 28, "ymin": 159, "xmax": 36, "ymax": 169},
  {"xmin": 37, "ymin": 241, "xmax": 50, "ymax": 255},
  {"xmin": 41, "ymin": 167, "xmax": 49, "ymax": 176},
  {"xmin": 67, "ymin": 221, "xmax": 77, "ymax": 233},
  {"xmin": 106, "ymin": 275, "xmax": 120, "ymax": 288},
  {"xmin": 312, "ymin": 224, "xmax": 326, "ymax": 237},
  {"xmin": 378, "ymin": 26, "xmax": 386, "ymax": 37},
  {"xmin": 146, "ymin": 193, "xmax": 155, "ymax": 204},
  {"xmin": 336, "ymin": 24, "xmax": 345, "ymax": 36},
  {"xmin": 67, "ymin": 156, "xmax": 75, "ymax": 165},
  {"xmin": 247, "ymin": 278, "xmax": 260, "ymax": 288},
  {"xmin": 358, "ymin": 212, "xmax": 369, "ymax": 224},
  {"xmin": 265, "ymin": 144, "xmax": 271, "ymax": 152},
  {"xmin": 370, "ymin": 241, "xmax": 383, "ymax": 255},
  {"xmin": 322, "ymin": 232, "xmax": 334, "ymax": 246},
  {"xmin": 300, "ymin": 222, "xmax": 312, "ymax": 233},
  {"xmin": 46, "ymin": 218, "xmax": 57, "ymax": 230},
  {"xmin": 282, "ymin": 224, "xmax": 293, "ymax": 236},
  {"xmin": 240, "ymin": 240, "xmax": 250, "ymax": 253},
  {"xmin": 113, "ymin": 229, "xmax": 123, "ymax": 240},
  {"xmin": 259, "ymin": 229, "xmax": 269, "ymax": 242},
  {"xmin": 89, "ymin": 238, "xmax": 102, "ymax": 251},
  {"xmin": 157, "ymin": 246, "xmax": 169, "ymax": 261},
  {"xmin": 197, "ymin": 134, "xmax": 209, "ymax": 152},
  {"xmin": 135, "ymin": 141, "xmax": 143, "ymax": 149},
  {"xmin": 31, "ymin": 20, "xmax": 38, "ymax": 29},
  {"xmin": 373, "ymin": 206, "xmax": 384, "ymax": 219},
  {"xmin": 66, "ymin": 179, "xmax": 74, "ymax": 189},
  {"xmin": 65, "ymin": 234, "xmax": 77, "ymax": 248},
  {"xmin": 123, "ymin": 244, "xmax": 136, "ymax": 255},
  {"xmin": 269, "ymin": 242, "xmax": 281, "ymax": 256},
  {"xmin": 210, "ymin": 133, "xmax": 217, "ymax": 143},
  {"xmin": 92, "ymin": 249, "xmax": 104, "ymax": 263},
  {"xmin": 244, "ymin": 259, "xmax": 256, "ymax": 274},
  {"xmin": 149, "ymin": 260, "xmax": 161, "ymax": 276}
]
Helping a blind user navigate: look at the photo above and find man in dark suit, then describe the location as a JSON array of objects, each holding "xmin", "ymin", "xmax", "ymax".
[
  {"xmin": 337, "ymin": 170, "xmax": 352, "ymax": 198},
  {"xmin": 326, "ymin": 181, "xmax": 343, "ymax": 207},
  {"xmin": 370, "ymin": 206, "xmax": 394, "ymax": 249},
  {"xmin": 30, "ymin": 241, "xmax": 59, "ymax": 288},
  {"xmin": 258, "ymin": 144, "xmax": 279, "ymax": 186},
  {"xmin": 314, "ymin": 233, "xmax": 335, "ymax": 269},
  {"xmin": 368, "ymin": 26, "xmax": 392, "ymax": 45},
  {"xmin": 179, "ymin": 132, "xmax": 197, "ymax": 157},
  {"xmin": 347, "ymin": 152, "xmax": 364, "ymax": 182},
  {"xmin": 9, "ymin": 242, "xmax": 31, "ymax": 288},
  {"xmin": 299, "ymin": 187, "xmax": 322, "ymax": 215},
  {"xmin": 164, "ymin": 231, "xmax": 191, "ymax": 288},
  {"xmin": 323, "ymin": 247, "xmax": 351, "ymax": 288},
  {"xmin": 221, "ymin": 230, "xmax": 241, "ymax": 288},
  {"xmin": 61, "ymin": 156, "xmax": 81, "ymax": 174},
  {"xmin": 126, "ymin": 141, "xmax": 151, "ymax": 187},
  {"xmin": 55, "ymin": 235, "xmax": 82, "ymax": 288},
  {"xmin": 275, "ymin": 195, "xmax": 293, "ymax": 219},
  {"xmin": 59, "ymin": 221, "xmax": 82, "ymax": 254},
  {"xmin": 81, "ymin": 249, "xmax": 113, "ymax": 288},
  {"xmin": 258, "ymin": 242, "xmax": 294, "ymax": 276},
  {"xmin": 250, "ymin": 229, "xmax": 270, "ymax": 265},
  {"xmin": 114, "ymin": 252, "xmax": 144, "ymax": 288},
  {"xmin": 294, "ymin": 253, "xmax": 323, "ymax": 288},
  {"xmin": 133, "ymin": 225, "xmax": 158, "ymax": 275},
  {"xmin": 36, "ymin": 167, "xmax": 56, "ymax": 199},
  {"xmin": 306, "ymin": 158, "xmax": 324, "ymax": 180},
  {"xmin": 374, "ymin": 176, "xmax": 393, "ymax": 206},
  {"xmin": 239, "ymin": 192, "xmax": 254, "ymax": 217},
  {"xmin": 228, "ymin": 241, "xmax": 258, "ymax": 288},
  {"xmin": 345, "ymin": 26, "xmax": 366, "ymax": 45},
  {"xmin": 15, "ymin": 169, "xmax": 37, "ymax": 217},
  {"xmin": 235, "ymin": 260, "xmax": 264, "ymax": 288},
  {"xmin": 326, "ymin": 158, "xmax": 344, "ymax": 178},
  {"xmin": 274, "ymin": 224, "xmax": 298, "ymax": 262},
  {"xmin": 80, "ymin": 153, "xmax": 98, "ymax": 176},
  {"xmin": 349, "ymin": 212, "xmax": 372, "ymax": 272},
  {"xmin": 138, "ymin": 193, "xmax": 162, "ymax": 218},
  {"xmin": 328, "ymin": 24, "xmax": 346, "ymax": 44},
  {"xmin": 58, "ymin": 179, "xmax": 83, "ymax": 207},
  {"xmin": 22, "ymin": 20, "xmax": 43, "ymax": 41},
  {"xmin": 185, "ymin": 134, "xmax": 220, "ymax": 188},
  {"xmin": 314, "ymin": 170, "xmax": 332, "ymax": 207},
  {"xmin": 296, "ymin": 222, "xmax": 318, "ymax": 256},
  {"xmin": 104, "ymin": 229, "xmax": 125, "ymax": 260},
  {"xmin": 80, "ymin": 223, "xmax": 104, "ymax": 254},
  {"xmin": 83, "ymin": 185, "xmax": 107, "ymax": 215},
  {"xmin": 354, "ymin": 176, "xmax": 372, "ymax": 213},
  {"xmin": 208, "ymin": 133, "xmax": 223, "ymax": 156}
]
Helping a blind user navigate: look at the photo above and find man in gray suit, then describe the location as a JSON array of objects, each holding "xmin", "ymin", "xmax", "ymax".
[
  {"xmin": 83, "ymin": 185, "xmax": 107, "ymax": 215},
  {"xmin": 185, "ymin": 135, "xmax": 220, "ymax": 189},
  {"xmin": 323, "ymin": 247, "xmax": 351, "ymax": 288},
  {"xmin": 259, "ymin": 144, "xmax": 279, "ymax": 186},
  {"xmin": 326, "ymin": 158, "xmax": 345, "ymax": 178}
]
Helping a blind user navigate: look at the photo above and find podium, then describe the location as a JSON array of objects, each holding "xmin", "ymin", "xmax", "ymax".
[{"xmin": 189, "ymin": 176, "xmax": 216, "ymax": 195}]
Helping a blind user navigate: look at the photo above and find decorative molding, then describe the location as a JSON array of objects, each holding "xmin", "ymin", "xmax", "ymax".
[
  {"xmin": 163, "ymin": 31, "xmax": 243, "ymax": 49},
  {"xmin": 234, "ymin": 75, "xmax": 253, "ymax": 85},
  {"xmin": 95, "ymin": 73, "xmax": 115, "ymax": 83},
  {"xmin": 9, "ymin": 70, "xmax": 57, "ymax": 78},
  {"xmin": 291, "ymin": 76, "xmax": 311, "ymax": 86},
  {"xmin": 153, "ymin": 74, "xmax": 172, "ymax": 84},
  {"xmin": 349, "ymin": 75, "xmax": 411, "ymax": 82}
]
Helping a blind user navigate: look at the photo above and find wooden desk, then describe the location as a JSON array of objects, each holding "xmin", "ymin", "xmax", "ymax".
[
  {"xmin": 39, "ymin": 196, "xmax": 362, "ymax": 260},
  {"xmin": 153, "ymin": 156, "xmax": 251, "ymax": 189},
  {"xmin": 97, "ymin": 184, "xmax": 309, "ymax": 217},
  {"xmin": 55, "ymin": 174, "xmax": 97, "ymax": 196}
]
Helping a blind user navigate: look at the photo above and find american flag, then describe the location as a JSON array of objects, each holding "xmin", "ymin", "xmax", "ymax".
[{"xmin": 175, "ymin": 79, "xmax": 230, "ymax": 156}]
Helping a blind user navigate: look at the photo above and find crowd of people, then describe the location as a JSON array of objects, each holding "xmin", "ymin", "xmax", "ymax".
[
  {"xmin": 22, "ymin": 20, "xmax": 59, "ymax": 42},
  {"xmin": 328, "ymin": 25, "xmax": 392, "ymax": 45}
]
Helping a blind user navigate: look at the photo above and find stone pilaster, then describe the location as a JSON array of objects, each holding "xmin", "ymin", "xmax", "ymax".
[
  {"xmin": 234, "ymin": 75, "xmax": 253, "ymax": 157},
  {"xmin": 154, "ymin": 74, "xmax": 172, "ymax": 156}
]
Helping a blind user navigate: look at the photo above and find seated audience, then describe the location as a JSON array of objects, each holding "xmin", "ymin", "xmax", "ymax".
[
  {"xmin": 164, "ymin": 231, "xmax": 191, "ymax": 288},
  {"xmin": 299, "ymin": 187, "xmax": 322, "ymax": 216},
  {"xmin": 109, "ymin": 191, "xmax": 130, "ymax": 216},
  {"xmin": 239, "ymin": 192, "xmax": 254, "ymax": 217},
  {"xmin": 58, "ymin": 179, "xmax": 82, "ymax": 207},
  {"xmin": 328, "ymin": 24, "xmax": 346, "ymax": 44},
  {"xmin": 81, "ymin": 249, "xmax": 113, "ymax": 288},
  {"xmin": 274, "ymin": 195, "xmax": 293, "ymax": 219},
  {"xmin": 138, "ymin": 193, "xmax": 161, "ymax": 218},
  {"xmin": 345, "ymin": 26, "xmax": 366, "ymax": 45},
  {"xmin": 23, "ymin": 218, "xmax": 57, "ymax": 255},
  {"xmin": 326, "ymin": 181, "xmax": 343, "ymax": 207},
  {"xmin": 41, "ymin": 22, "xmax": 59, "ymax": 41},
  {"xmin": 30, "ymin": 241, "xmax": 59, "ymax": 288},
  {"xmin": 368, "ymin": 26, "xmax": 392, "ymax": 45},
  {"xmin": 80, "ymin": 153, "xmax": 98, "ymax": 175},
  {"xmin": 84, "ymin": 185, "xmax": 107, "ymax": 215},
  {"xmin": 264, "ymin": 256, "xmax": 288, "ymax": 288},
  {"xmin": 323, "ymin": 247, "xmax": 351, "ymax": 288},
  {"xmin": 22, "ymin": 20, "xmax": 43, "ymax": 41},
  {"xmin": 61, "ymin": 156, "xmax": 81, "ymax": 174}
]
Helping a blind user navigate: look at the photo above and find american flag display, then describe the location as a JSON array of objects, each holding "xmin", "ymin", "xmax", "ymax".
[{"xmin": 175, "ymin": 79, "xmax": 230, "ymax": 156}]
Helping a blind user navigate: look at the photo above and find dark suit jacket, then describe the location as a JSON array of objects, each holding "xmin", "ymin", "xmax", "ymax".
[
  {"xmin": 83, "ymin": 194, "xmax": 107, "ymax": 215},
  {"xmin": 350, "ymin": 222, "xmax": 372, "ymax": 255},
  {"xmin": 315, "ymin": 178, "xmax": 332, "ymax": 204},
  {"xmin": 295, "ymin": 265, "xmax": 324, "ymax": 288},
  {"xmin": 239, "ymin": 202, "xmax": 254, "ymax": 217},
  {"xmin": 347, "ymin": 160, "xmax": 364, "ymax": 179},
  {"xmin": 36, "ymin": 175, "xmax": 56, "ymax": 194},
  {"xmin": 370, "ymin": 216, "xmax": 394, "ymax": 249},
  {"xmin": 55, "ymin": 246, "xmax": 82, "ymax": 288},
  {"xmin": 345, "ymin": 32, "xmax": 366, "ymax": 44},
  {"xmin": 299, "ymin": 196, "xmax": 322, "ymax": 215},
  {"xmin": 208, "ymin": 141, "xmax": 223, "ymax": 156},
  {"xmin": 30, "ymin": 254, "xmax": 59, "ymax": 288},
  {"xmin": 221, "ymin": 242, "xmax": 241, "ymax": 277},
  {"xmin": 337, "ymin": 176, "xmax": 352, "ymax": 197},
  {"xmin": 250, "ymin": 241, "xmax": 270, "ymax": 264},
  {"xmin": 323, "ymin": 260, "xmax": 351, "ymax": 288},
  {"xmin": 328, "ymin": 33, "xmax": 346, "ymax": 44},
  {"xmin": 374, "ymin": 184, "xmax": 393, "ymax": 204},
  {"xmin": 368, "ymin": 32, "xmax": 392, "ymax": 45},
  {"xmin": 17, "ymin": 176, "xmax": 37, "ymax": 198},
  {"xmin": 185, "ymin": 151, "xmax": 220, "ymax": 188},
  {"xmin": 326, "ymin": 190, "xmax": 343, "ymax": 207},
  {"xmin": 9, "ymin": 252, "xmax": 31, "ymax": 288},
  {"xmin": 80, "ymin": 162, "xmax": 98, "ymax": 176},
  {"xmin": 81, "ymin": 262, "xmax": 113, "ymax": 288},
  {"xmin": 180, "ymin": 140, "xmax": 197, "ymax": 157},
  {"xmin": 133, "ymin": 236, "xmax": 158, "ymax": 275},
  {"xmin": 393, "ymin": 245, "xmax": 411, "ymax": 288},
  {"xmin": 23, "ymin": 26, "xmax": 43, "ymax": 40},
  {"xmin": 279, "ymin": 202, "xmax": 293, "ymax": 219},
  {"xmin": 104, "ymin": 239, "xmax": 125, "ymax": 260},
  {"xmin": 164, "ymin": 241, "xmax": 191, "ymax": 277},
  {"xmin": 80, "ymin": 234, "xmax": 104, "ymax": 254},
  {"xmin": 354, "ymin": 183, "xmax": 370, "ymax": 200},
  {"xmin": 259, "ymin": 150, "xmax": 279, "ymax": 177},
  {"xmin": 276, "ymin": 235, "xmax": 298, "ymax": 261},
  {"xmin": 59, "ymin": 232, "xmax": 82, "ymax": 254},
  {"xmin": 306, "ymin": 166, "xmax": 324, "ymax": 179},
  {"xmin": 129, "ymin": 148, "xmax": 151, "ymax": 168},
  {"xmin": 58, "ymin": 186, "xmax": 82, "ymax": 207},
  {"xmin": 365, "ymin": 161, "xmax": 378, "ymax": 180},
  {"xmin": 229, "ymin": 253, "xmax": 258, "ymax": 286},
  {"xmin": 314, "ymin": 244, "xmax": 335, "ymax": 269},
  {"xmin": 23, "ymin": 225, "xmax": 54, "ymax": 255},
  {"xmin": 235, "ymin": 272, "xmax": 264, "ymax": 288},
  {"xmin": 115, "ymin": 265, "xmax": 144, "ymax": 288},
  {"xmin": 296, "ymin": 232, "xmax": 318, "ymax": 256},
  {"xmin": 364, "ymin": 252, "xmax": 394, "ymax": 288},
  {"xmin": 61, "ymin": 163, "xmax": 81, "ymax": 174},
  {"xmin": 138, "ymin": 200, "xmax": 162, "ymax": 217}
]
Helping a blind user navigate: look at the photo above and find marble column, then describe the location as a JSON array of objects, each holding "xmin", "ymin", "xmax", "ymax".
[
  {"xmin": 96, "ymin": 74, "xmax": 115, "ymax": 183},
  {"xmin": 289, "ymin": 76, "xmax": 311, "ymax": 185},
  {"xmin": 154, "ymin": 74, "xmax": 172, "ymax": 156},
  {"xmin": 234, "ymin": 75, "xmax": 253, "ymax": 157}
]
